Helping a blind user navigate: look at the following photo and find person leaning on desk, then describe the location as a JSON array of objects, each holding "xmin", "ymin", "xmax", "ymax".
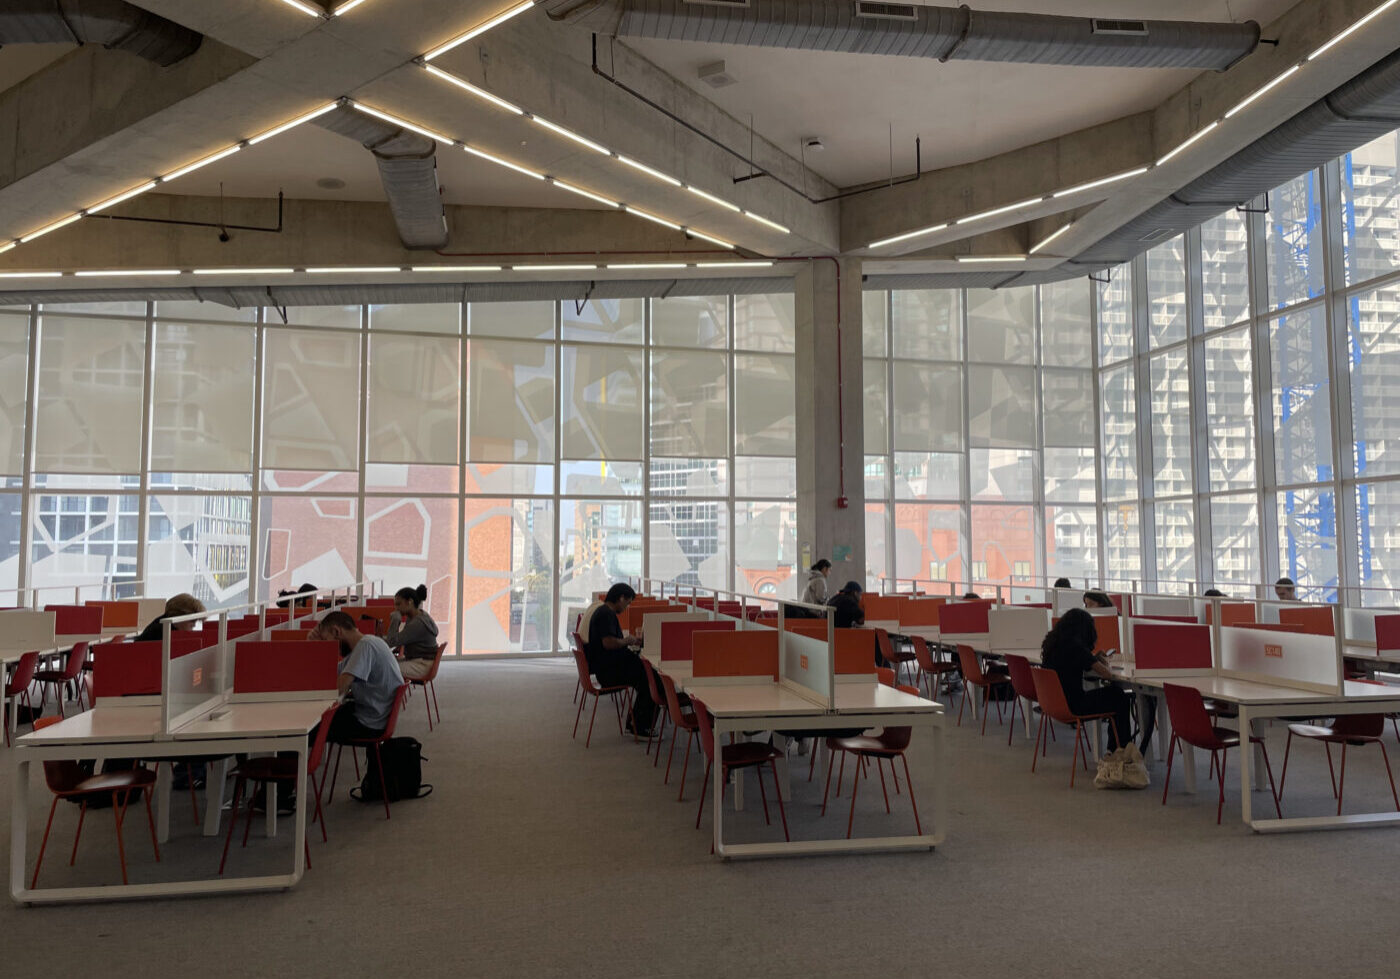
[
  {"xmin": 1041, "ymin": 609, "xmax": 1132, "ymax": 752},
  {"xmin": 583, "ymin": 583, "xmax": 657, "ymax": 737},
  {"xmin": 135, "ymin": 593, "xmax": 206, "ymax": 641},
  {"xmin": 310, "ymin": 610, "xmax": 404, "ymax": 743}
]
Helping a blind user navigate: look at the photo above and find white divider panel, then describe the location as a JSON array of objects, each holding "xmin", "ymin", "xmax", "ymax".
[
  {"xmin": 1342, "ymin": 607, "xmax": 1391, "ymax": 646},
  {"xmin": 1053, "ymin": 589, "xmax": 1085, "ymax": 615},
  {"xmin": 1217, "ymin": 625, "xmax": 1342, "ymax": 694},
  {"xmin": 988, "ymin": 606, "xmax": 1051, "ymax": 652},
  {"xmin": 641, "ymin": 611, "xmax": 712, "ymax": 656},
  {"xmin": 1134, "ymin": 595, "xmax": 1194, "ymax": 617},
  {"xmin": 781, "ymin": 628, "xmax": 833, "ymax": 709},
  {"xmin": 0, "ymin": 610, "xmax": 56, "ymax": 654},
  {"xmin": 1257, "ymin": 600, "xmax": 1288, "ymax": 624},
  {"xmin": 162, "ymin": 622, "xmax": 228, "ymax": 735},
  {"xmin": 1010, "ymin": 586, "xmax": 1050, "ymax": 605},
  {"xmin": 136, "ymin": 597, "xmax": 167, "ymax": 626}
]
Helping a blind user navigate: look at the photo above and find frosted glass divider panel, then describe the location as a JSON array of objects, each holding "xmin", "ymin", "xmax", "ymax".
[
  {"xmin": 988, "ymin": 606, "xmax": 1051, "ymax": 652},
  {"xmin": 1134, "ymin": 595, "xmax": 1196, "ymax": 617},
  {"xmin": 778, "ymin": 607, "xmax": 833, "ymax": 709},
  {"xmin": 1053, "ymin": 589, "xmax": 1086, "ymax": 615},
  {"xmin": 1217, "ymin": 624, "xmax": 1342, "ymax": 694},
  {"xmin": 161, "ymin": 616, "xmax": 227, "ymax": 735},
  {"xmin": 0, "ymin": 610, "xmax": 56, "ymax": 654}
]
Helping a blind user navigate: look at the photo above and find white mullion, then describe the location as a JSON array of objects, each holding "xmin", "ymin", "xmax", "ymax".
[
  {"xmin": 1031, "ymin": 286, "xmax": 1047, "ymax": 586},
  {"xmin": 457, "ymin": 300, "xmax": 469, "ymax": 659},
  {"xmin": 248, "ymin": 308, "xmax": 266, "ymax": 603},
  {"xmin": 1185, "ymin": 223, "xmax": 1213, "ymax": 588},
  {"xmin": 1323, "ymin": 157, "xmax": 1360, "ymax": 601},
  {"xmin": 551, "ymin": 301, "xmax": 563, "ymax": 649},
  {"xmin": 17, "ymin": 304, "xmax": 41, "ymax": 598},
  {"xmin": 355, "ymin": 306, "xmax": 369, "ymax": 591},
  {"xmin": 135, "ymin": 302, "xmax": 155, "ymax": 598}
]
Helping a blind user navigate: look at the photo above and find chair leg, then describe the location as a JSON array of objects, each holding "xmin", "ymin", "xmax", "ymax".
[
  {"xmin": 677, "ymin": 731, "xmax": 693, "ymax": 801},
  {"xmin": 112, "ymin": 791, "xmax": 130, "ymax": 885},
  {"xmin": 694, "ymin": 759, "xmax": 712, "ymax": 829},
  {"xmin": 876, "ymin": 756, "xmax": 892, "ymax": 813},
  {"xmin": 31, "ymin": 797, "xmax": 60, "ymax": 889},
  {"xmin": 846, "ymin": 755, "xmax": 861, "ymax": 839},
  {"xmin": 754, "ymin": 766, "xmax": 771, "ymax": 825},
  {"xmin": 1161, "ymin": 735, "xmax": 1178, "ymax": 805},
  {"xmin": 1257, "ymin": 742, "xmax": 1283, "ymax": 819},
  {"xmin": 822, "ymin": 746, "xmax": 839, "ymax": 815},
  {"xmin": 329, "ymin": 744, "xmax": 344, "ymax": 802},
  {"xmin": 1032, "ymin": 713, "xmax": 1045, "ymax": 773},
  {"xmin": 422, "ymin": 683, "xmax": 433, "ymax": 731},
  {"xmin": 312, "ymin": 779, "xmax": 328, "ymax": 844},
  {"xmin": 1324, "ymin": 742, "xmax": 1337, "ymax": 798},
  {"xmin": 957, "ymin": 685, "xmax": 967, "ymax": 726},
  {"xmin": 143, "ymin": 788, "xmax": 160, "ymax": 863},
  {"xmin": 1279, "ymin": 730, "xmax": 1293, "ymax": 800},
  {"xmin": 1007, "ymin": 696, "xmax": 1019, "ymax": 746},
  {"xmin": 1070, "ymin": 723, "xmax": 1082, "ymax": 788},
  {"xmin": 242, "ymin": 781, "xmax": 258, "ymax": 847},
  {"xmin": 219, "ymin": 776, "xmax": 244, "ymax": 875},
  {"xmin": 585, "ymin": 693, "xmax": 600, "ymax": 748},
  {"xmin": 664, "ymin": 723, "xmax": 679, "ymax": 785},
  {"xmin": 572, "ymin": 689, "xmax": 586, "ymax": 739},
  {"xmin": 430, "ymin": 680, "xmax": 440, "ymax": 724},
  {"xmin": 900, "ymin": 754, "xmax": 922, "ymax": 835},
  {"xmin": 69, "ymin": 800, "xmax": 88, "ymax": 866},
  {"xmin": 808, "ymin": 738, "xmax": 819, "ymax": 782},
  {"xmin": 573, "ymin": 678, "xmax": 580, "ymax": 704},
  {"xmin": 980, "ymin": 686, "xmax": 991, "ymax": 735}
]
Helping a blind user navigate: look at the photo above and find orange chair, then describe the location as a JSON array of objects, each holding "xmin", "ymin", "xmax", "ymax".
[
  {"xmin": 406, "ymin": 642, "xmax": 447, "ymax": 731},
  {"xmin": 876, "ymin": 629, "xmax": 916, "ymax": 686},
  {"xmin": 875, "ymin": 666, "xmax": 896, "ymax": 687},
  {"xmin": 4, "ymin": 651, "xmax": 39, "ymax": 747},
  {"xmin": 571, "ymin": 631, "xmax": 586, "ymax": 704},
  {"xmin": 691, "ymin": 695, "xmax": 789, "ymax": 847},
  {"xmin": 912, "ymin": 637, "xmax": 959, "ymax": 700},
  {"xmin": 29, "ymin": 716, "xmax": 160, "ymax": 887},
  {"xmin": 1003, "ymin": 653, "xmax": 1054, "ymax": 748},
  {"xmin": 659, "ymin": 671, "xmax": 700, "ymax": 796},
  {"xmin": 1279, "ymin": 713, "xmax": 1398, "ymax": 816},
  {"xmin": 221, "ymin": 703, "xmax": 338, "ymax": 874},
  {"xmin": 1030, "ymin": 667, "xmax": 1119, "ymax": 787},
  {"xmin": 327, "ymin": 684, "xmax": 410, "ymax": 820},
  {"xmin": 954, "ymin": 644, "xmax": 1012, "ymax": 733},
  {"xmin": 822, "ymin": 684, "xmax": 923, "ymax": 838},
  {"xmin": 1162, "ymin": 682, "xmax": 1281, "ymax": 823},
  {"xmin": 569, "ymin": 648, "xmax": 632, "ymax": 748},
  {"xmin": 34, "ymin": 641, "xmax": 89, "ymax": 717},
  {"xmin": 641, "ymin": 658, "xmax": 672, "ymax": 765}
]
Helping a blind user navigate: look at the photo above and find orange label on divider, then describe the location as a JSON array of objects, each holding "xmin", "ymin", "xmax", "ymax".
[
  {"xmin": 192, "ymin": 667, "xmax": 203, "ymax": 686},
  {"xmin": 800, "ymin": 654, "xmax": 808, "ymax": 670},
  {"xmin": 1265, "ymin": 643, "xmax": 1283, "ymax": 658}
]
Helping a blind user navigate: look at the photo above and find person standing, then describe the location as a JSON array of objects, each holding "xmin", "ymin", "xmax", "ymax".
[
  {"xmin": 386, "ymin": 584, "xmax": 440, "ymax": 680},
  {"xmin": 585, "ymin": 583, "xmax": 656, "ymax": 735}
]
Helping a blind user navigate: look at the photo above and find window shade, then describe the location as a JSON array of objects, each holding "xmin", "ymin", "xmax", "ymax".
[
  {"xmin": 35, "ymin": 315, "xmax": 146, "ymax": 473},
  {"xmin": 151, "ymin": 322, "xmax": 255, "ymax": 473},
  {"xmin": 467, "ymin": 339, "xmax": 554, "ymax": 463},
  {"xmin": 261, "ymin": 328, "xmax": 360, "ymax": 471},
  {"xmin": 367, "ymin": 334, "xmax": 460, "ymax": 464}
]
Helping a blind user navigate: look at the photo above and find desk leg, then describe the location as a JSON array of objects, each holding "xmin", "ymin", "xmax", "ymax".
[
  {"xmin": 10, "ymin": 756, "xmax": 28, "ymax": 902},
  {"xmin": 155, "ymin": 762, "xmax": 172, "ymax": 844},
  {"xmin": 1155, "ymin": 695, "xmax": 1169, "ymax": 761},
  {"xmin": 202, "ymin": 757, "xmax": 230, "ymax": 837},
  {"xmin": 1251, "ymin": 717, "xmax": 1268, "ymax": 791},
  {"xmin": 266, "ymin": 782, "xmax": 278, "ymax": 838},
  {"xmin": 1022, "ymin": 697, "xmax": 1033, "ymax": 739},
  {"xmin": 1238, "ymin": 705, "xmax": 1254, "ymax": 826},
  {"xmin": 712, "ymin": 724, "xmax": 726, "ymax": 857},
  {"xmin": 292, "ymin": 746, "xmax": 307, "ymax": 883}
]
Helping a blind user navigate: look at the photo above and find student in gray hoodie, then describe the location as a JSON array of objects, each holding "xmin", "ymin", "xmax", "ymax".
[{"xmin": 386, "ymin": 584, "xmax": 441, "ymax": 679}]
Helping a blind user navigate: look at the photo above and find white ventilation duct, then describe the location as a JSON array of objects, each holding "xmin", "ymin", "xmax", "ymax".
[
  {"xmin": 315, "ymin": 105, "xmax": 449, "ymax": 250},
  {"xmin": 540, "ymin": 0, "xmax": 1260, "ymax": 71},
  {"xmin": 0, "ymin": 0, "xmax": 202, "ymax": 66}
]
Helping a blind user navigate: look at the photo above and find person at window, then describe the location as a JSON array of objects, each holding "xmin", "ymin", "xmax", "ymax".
[
  {"xmin": 135, "ymin": 593, "xmax": 206, "ymax": 641},
  {"xmin": 1040, "ymin": 608, "xmax": 1132, "ymax": 751},
  {"xmin": 311, "ymin": 610, "xmax": 404, "ymax": 742},
  {"xmin": 1274, "ymin": 577, "xmax": 1297, "ymax": 601},
  {"xmin": 1053, "ymin": 578, "xmax": 1072, "ymax": 589},
  {"xmin": 585, "ymin": 583, "xmax": 656, "ymax": 736},
  {"xmin": 828, "ymin": 581, "xmax": 866, "ymax": 629},
  {"xmin": 800, "ymin": 559, "xmax": 832, "ymax": 607},
  {"xmin": 1203, "ymin": 588, "xmax": 1226, "ymax": 598},
  {"xmin": 1083, "ymin": 591, "xmax": 1114, "ymax": 610},
  {"xmin": 386, "ymin": 584, "xmax": 439, "ymax": 680},
  {"xmin": 962, "ymin": 592, "xmax": 981, "ymax": 600}
]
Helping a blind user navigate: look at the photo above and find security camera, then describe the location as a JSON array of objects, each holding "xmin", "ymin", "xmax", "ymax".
[{"xmin": 803, "ymin": 137, "xmax": 825, "ymax": 152}]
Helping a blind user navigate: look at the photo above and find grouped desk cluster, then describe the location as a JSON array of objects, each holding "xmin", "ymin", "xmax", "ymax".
[
  {"xmin": 571, "ymin": 591, "xmax": 946, "ymax": 858},
  {"xmin": 3, "ymin": 585, "xmax": 387, "ymax": 903}
]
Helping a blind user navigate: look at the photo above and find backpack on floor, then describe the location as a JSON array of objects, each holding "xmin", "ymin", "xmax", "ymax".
[{"xmin": 352, "ymin": 737, "xmax": 433, "ymax": 803}]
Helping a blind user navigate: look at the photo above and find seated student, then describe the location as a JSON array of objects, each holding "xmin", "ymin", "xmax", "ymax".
[
  {"xmin": 1053, "ymin": 577, "xmax": 1072, "ymax": 589},
  {"xmin": 311, "ymin": 610, "xmax": 404, "ymax": 742},
  {"xmin": 585, "ymin": 583, "xmax": 657, "ymax": 736},
  {"xmin": 1083, "ymin": 591, "xmax": 1114, "ymax": 610},
  {"xmin": 276, "ymin": 582, "xmax": 319, "ymax": 610},
  {"xmin": 385, "ymin": 584, "xmax": 440, "ymax": 680},
  {"xmin": 827, "ymin": 581, "xmax": 866, "ymax": 629},
  {"xmin": 961, "ymin": 592, "xmax": 980, "ymax": 600},
  {"xmin": 1274, "ymin": 576, "xmax": 1297, "ymax": 601},
  {"xmin": 1203, "ymin": 588, "xmax": 1226, "ymax": 598},
  {"xmin": 1040, "ymin": 609, "xmax": 1132, "ymax": 751},
  {"xmin": 135, "ymin": 593, "xmax": 206, "ymax": 641}
]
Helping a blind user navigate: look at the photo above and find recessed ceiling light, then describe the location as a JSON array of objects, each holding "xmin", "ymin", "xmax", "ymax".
[{"xmin": 316, "ymin": 177, "xmax": 347, "ymax": 190}]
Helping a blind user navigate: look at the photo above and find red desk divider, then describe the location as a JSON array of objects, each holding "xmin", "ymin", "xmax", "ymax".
[
  {"xmin": 1137, "ymin": 614, "xmax": 1197, "ymax": 623},
  {"xmin": 365, "ymin": 598, "xmax": 395, "ymax": 607},
  {"xmin": 783, "ymin": 619, "xmax": 830, "ymax": 638},
  {"xmin": 692, "ymin": 630, "xmax": 778, "ymax": 679},
  {"xmin": 1093, "ymin": 617, "xmax": 1121, "ymax": 656},
  {"xmin": 90, "ymin": 638, "xmax": 205, "ymax": 698},
  {"xmin": 1206, "ymin": 602, "xmax": 1256, "ymax": 626},
  {"xmin": 233, "ymin": 641, "xmax": 341, "ymax": 693},
  {"xmin": 660, "ymin": 619, "xmax": 735, "ymax": 661},
  {"xmin": 940, "ymin": 600, "xmax": 992, "ymax": 634},
  {"xmin": 693, "ymin": 597, "xmax": 716, "ymax": 611},
  {"xmin": 1133, "ymin": 622, "xmax": 1213, "ymax": 670},
  {"xmin": 716, "ymin": 601, "xmax": 743, "ymax": 618},
  {"xmin": 263, "ymin": 609, "xmax": 290, "ymax": 624},
  {"xmin": 1376, "ymin": 615, "xmax": 1400, "ymax": 652},
  {"xmin": 1107, "ymin": 594, "xmax": 1133, "ymax": 617},
  {"xmin": 1279, "ymin": 605, "xmax": 1335, "ymax": 636},
  {"xmin": 86, "ymin": 600, "xmax": 139, "ymax": 630},
  {"xmin": 834, "ymin": 629, "xmax": 875, "ymax": 674},
  {"xmin": 45, "ymin": 604, "xmax": 103, "ymax": 636},
  {"xmin": 1017, "ymin": 602, "xmax": 1053, "ymax": 610},
  {"xmin": 225, "ymin": 618, "xmax": 263, "ymax": 639},
  {"xmin": 270, "ymin": 629, "xmax": 317, "ymax": 641}
]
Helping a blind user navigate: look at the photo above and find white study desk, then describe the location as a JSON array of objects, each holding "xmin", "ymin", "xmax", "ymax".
[{"xmin": 10, "ymin": 696, "xmax": 333, "ymax": 903}]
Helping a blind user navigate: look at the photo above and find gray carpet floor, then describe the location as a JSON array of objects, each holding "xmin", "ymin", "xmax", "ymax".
[{"xmin": 4, "ymin": 658, "xmax": 1400, "ymax": 977}]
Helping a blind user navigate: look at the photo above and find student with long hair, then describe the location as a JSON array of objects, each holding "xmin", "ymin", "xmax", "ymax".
[
  {"xmin": 1040, "ymin": 608, "xmax": 1132, "ymax": 751},
  {"xmin": 386, "ymin": 584, "xmax": 440, "ymax": 679}
]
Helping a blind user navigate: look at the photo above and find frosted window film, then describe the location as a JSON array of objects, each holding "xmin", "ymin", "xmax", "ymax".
[
  {"xmin": 651, "ymin": 349, "xmax": 728, "ymax": 458},
  {"xmin": 562, "ymin": 345, "xmax": 644, "ymax": 461},
  {"xmin": 734, "ymin": 354, "xmax": 796, "ymax": 456},
  {"xmin": 0, "ymin": 316, "xmax": 29, "ymax": 475},
  {"xmin": 36, "ymin": 316, "xmax": 146, "ymax": 473},
  {"xmin": 892, "ymin": 362, "xmax": 960, "ymax": 452},
  {"xmin": 367, "ymin": 334, "xmax": 460, "ymax": 464},
  {"xmin": 969, "ymin": 365, "xmax": 1035, "ymax": 448},
  {"xmin": 468, "ymin": 339, "xmax": 554, "ymax": 463},
  {"xmin": 151, "ymin": 322, "xmax": 255, "ymax": 472},
  {"xmin": 1042, "ymin": 368, "xmax": 1095, "ymax": 447},
  {"xmin": 261, "ymin": 328, "xmax": 360, "ymax": 471}
]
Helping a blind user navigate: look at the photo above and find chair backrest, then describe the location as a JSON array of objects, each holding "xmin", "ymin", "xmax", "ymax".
[
  {"xmin": 6, "ymin": 651, "xmax": 39, "ymax": 695},
  {"xmin": 875, "ymin": 628, "xmax": 895, "ymax": 664},
  {"xmin": 358, "ymin": 615, "xmax": 381, "ymax": 637},
  {"xmin": 33, "ymin": 716, "xmax": 91, "ymax": 792},
  {"xmin": 1329, "ymin": 713, "xmax": 1385, "ymax": 739},
  {"xmin": 307, "ymin": 703, "xmax": 339, "ymax": 774},
  {"xmin": 379, "ymin": 683, "xmax": 410, "ymax": 740},
  {"xmin": 416, "ymin": 642, "xmax": 447, "ymax": 683},
  {"xmin": 955, "ymin": 644, "xmax": 986, "ymax": 685},
  {"xmin": 1004, "ymin": 654, "xmax": 1037, "ymax": 701},
  {"xmin": 641, "ymin": 657, "xmax": 664, "ymax": 706},
  {"xmin": 912, "ymin": 636, "xmax": 938, "ymax": 673},
  {"xmin": 875, "ymin": 667, "xmax": 896, "ymax": 687},
  {"xmin": 570, "ymin": 647, "xmax": 599, "ymax": 694},
  {"xmin": 659, "ymin": 671, "xmax": 690, "ymax": 728},
  {"xmin": 1030, "ymin": 666, "xmax": 1078, "ymax": 726},
  {"xmin": 60, "ymin": 641, "xmax": 89, "ymax": 682},
  {"xmin": 690, "ymin": 695, "xmax": 716, "ymax": 762},
  {"xmin": 1162, "ymin": 682, "xmax": 1229, "ymax": 750},
  {"xmin": 876, "ymin": 684, "xmax": 920, "ymax": 751},
  {"xmin": 571, "ymin": 631, "xmax": 585, "ymax": 655}
]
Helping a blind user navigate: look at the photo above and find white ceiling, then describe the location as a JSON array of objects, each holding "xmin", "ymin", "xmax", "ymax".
[{"xmin": 624, "ymin": 0, "xmax": 1297, "ymax": 187}]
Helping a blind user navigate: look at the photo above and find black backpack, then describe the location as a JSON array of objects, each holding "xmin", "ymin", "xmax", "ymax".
[{"xmin": 352, "ymin": 737, "xmax": 433, "ymax": 803}]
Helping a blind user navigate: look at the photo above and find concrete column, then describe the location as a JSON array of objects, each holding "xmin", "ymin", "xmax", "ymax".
[{"xmin": 795, "ymin": 258, "xmax": 866, "ymax": 592}]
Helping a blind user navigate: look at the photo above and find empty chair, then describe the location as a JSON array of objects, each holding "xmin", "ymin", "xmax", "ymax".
[
  {"xmin": 34, "ymin": 641, "xmax": 90, "ymax": 718},
  {"xmin": 822, "ymin": 684, "xmax": 923, "ymax": 838},
  {"xmin": 912, "ymin": 637, "xmax": 959, "ymax": 700},
  {"xmin": 954, "ymin": 644, "xmax": 1012, "ymax": 734},
  {"xmin": 1030, "ymin": 666, "xmax": 1120, "ymax": 788},
  {"xmin": 570, "ymin": 648, "xmax": 632, "ymax": 748},
  {"xmin": 1161, "ymin": 682, "xmax": 1281, "ymax": 824},
  {"xmin": 1004, "ymin": 653, "xmax": 1053, "ymax": 748},
  {"xmin": 690, "ymin": 696, "xmax": 789, "ymax": 848},
  {"xmin": 659, "ymin": 671, "xmax": 700, "ymax": 796},
  {"xmin": 875, "ymin": 666, "xmax": 896, "ymax": 687},
  {"xmin": 876, "ymin": 629, "xmax": 916, "ymax": 686},
  {"xmin": 406, "ymin": 642, "xmax": 447, "ymax": 731},
  {"xmin": 1279, "ymin": 713, "xmax": 1398, "ymax": 816},
  {"xmin": 4, "ymin": 651, "xmax": 40, "ymax": 747},
  {"xmin": 29, "ymin": 716, "xmax": 159, "ymax": 887}
]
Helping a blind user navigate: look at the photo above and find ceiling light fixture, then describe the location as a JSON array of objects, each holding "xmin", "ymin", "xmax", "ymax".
[
  {"xmin": 868, "ymin": 222, "xmax": 948, "ymax": 250},
  {"xmin": 695, "ymin": 261, "xmax": 773, "ymax": 268},
  {"xmin": 305, "ymin": 266, "xmax": 402, "ymax": 273},
  {"xmin": 954, "ymin": 198, "xmax": 1043, "ymax": 227},
  {"xmin": 423, "ymin": 1, "xmax": 534, "ymax": 61},
  {"xmin": 625, "ymin": 206, "xmax": 682, "ymax": 231},
  {"xmin": 686, "ymin": 185, "xmax": 741, "ymax": 212},
  {"xmin": 191, "ymin": 268, "xmax": 296, "ymax": 275},
  {"xmin": 0, "ymin": 270, "xmax": 61, "ymax": 278},
  {"xmin": 954, "ymin": 255, "xmax": 1026, "ymax": 263},
  {"xmin": 550, "ymin": 179, "xmax": 620, "ymax": 208},
  {"xmin": 422, "ymin": 65, "xmax": 523, "ymax": 114},
  {"xmin": 1052, "ymin": 166, "xmax": 1150, "ymax": 198},
  {"xmin": 273, "ymin": 0, "xmax": 324, "ymax": 16},
  {"xmin": 332, "ymin": 0, "xmax": 371, "ymax": 14},
  {"xmin": 85, "ymin": 181, "xmax": 158, "ymax": 215},
  {"xmin": 411, "ymin": 265, "xmax": 502, "ymax": 272},
  {"xmin": 19, "ymin": 213, "xmax": 83, "ymax": 243},
  {"xmin": 1308, "ymin": 0, "xmax": 1399, "ymax": 61},
  {"xmin": 684, "ymin": 229, "xmax": 736, "ymax": 249},
  {"xmin": 513, "ymin": 264, "xmax": 597, "ymax": 271},
  {"xmin": 531, "ymin": 117, "xmax": 610, "ymax": 155},
  {"xmin": 606, "ymin": 263, "xmax": 688, "ymax": 270},
  {"xmin": 1155, "ymin": 120, "xmax": 1220, "ymax": 166},
  {"xmin": 1223, "ymin": 64, "xmax": 1301, "ymax": 119},
  {"xmin": 741, "ymin": 211, "xmax": 790, "ymax": 234},
  {"xmin": 0, "ymin": 242, "xmax": 15, "ymax": 255},
  {"xmin": 462, "ymin": 144, "xmax": 545, "ymax": 180},
  {"xmin": 1029, "ymin": 223, "xmax": 1073, "ymax": 255},
  {"xmin": 161, "ymin": 145, "xmax": 242, "ymax": 182},
  {"xmin": 74, "ymin": 269, "xmax": 181, "ymax": 276},
  {"xmin": 249, "ymin": 102, "xmax": 339, "ymax": 144},
  {"xmin": 349, "ymin": 103, "xmax": 456, "ymax": 145},
  {"xmin": 615, "ymin": 155, "xmax": 682, "ymax": 187}
]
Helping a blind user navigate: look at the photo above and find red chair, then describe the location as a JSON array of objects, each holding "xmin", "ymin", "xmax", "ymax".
[
  {"xmin": 29, "ymin": 716, "xmax": 159, "ymax": 887},
  {"xmin": 876, "ymin": 629, "xmax": 916, "ymax": 686},
  {"xmin": 1003, "ymin": 653, "xmax": 1053, "ymax": 748},
  {"xmin": 34, "ymin": 641, "xmax": 89, "ymax": 718},
  {"xmin": 327, "ymin": 684, "xmax": 410, "ymax": 820},
  {"xmin": 1279, "ymin": 714, "xmax": 1398, "ymax": 816},
  {"xmin": 954, "ymin": 644, "xmax": 1011, "ymax": 733},
  {"xmin": 4, "ymin": 651, "xmax": 39, "ymax": 747},
  {"xmin": 406, "ymin": 642, "xmax": 447, "ymax": 731},
  {"xmin": 912, "ymin": 637, "xmax": 959, "ymax": 700},
  {"xmin": 875, "ymin": 666, "xmax": 896, "ymax": 687},
  {"xmin": 1030, "ymin": 667, "xmax": 1119, "ymax": 788},
  {"xmin": 641, "ymin": 658, "xmax": 672, "ymax": 765},
  {"xmin": 571, "ymin": 631, "xmax": 586, "ymax": 704},
  {"xmin": 570, "ymin": 648, "xmax": 632, "ymax": 748},
  {"xmin": 1161, "ymin": 682, "xmax": 1281, "ymax": 824},
  {"xmin": 220, "ymin": 703, "xmax": 338, "ymax": 874},
  {"xmin": 659, "ymin": 671, "xmax": 700, "ymax": 796},
  {"xmin": 822, "ymin": 684, "xmax": 923, "ymax": 838},
  {"xmin": 691, "ymin": 696, "xmax": 789, "ymax": 847}
]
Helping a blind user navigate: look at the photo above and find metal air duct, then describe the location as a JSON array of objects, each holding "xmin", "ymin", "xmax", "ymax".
[{"xmin": 0, "ymin": 0, "xmax": 202, "ymax": 66}]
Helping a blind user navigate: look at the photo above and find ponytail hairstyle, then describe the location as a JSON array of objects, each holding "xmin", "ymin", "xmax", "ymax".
[{"xmin": 396, "ymin": 584, "xmax": 428, "ymax": 608}]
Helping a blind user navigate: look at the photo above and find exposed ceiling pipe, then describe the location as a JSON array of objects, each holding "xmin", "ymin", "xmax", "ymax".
[
  {"xmin": 0, "ymin": 0, "xmax": 202, "ymax": 66},
  {"xmin": 539, "ymin": 0, "xmax": 1261, "ymax": 71},
  {"xmin": 315, "ymin": 104, "xmax": 449, "ymax": 250}
]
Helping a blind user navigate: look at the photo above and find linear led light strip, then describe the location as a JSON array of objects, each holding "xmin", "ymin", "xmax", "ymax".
[
  {"xmin": 421, "ymin": 63, "xmax": 792, "ymax": 235},
  {"xmin": 272, "ymin": 0, "xmax": 372, "ymax": 16},
  {"xmin": 867, "ymin": 0, "xmax": 1400, "ymax": 252},
  {"xmin": 4, "ymin": 103, "xmax": 339, "ymax": 251},
  {"xmin": 0, "ymin": 262, "xmax": 778, "ymax": 279},
  {"xmin": 347, "ymin": 101, "xmax": 737, "ymax": 249},
  {"xmin": 423, "ymin": 1, "xmax": 534, "ymax": 61}
]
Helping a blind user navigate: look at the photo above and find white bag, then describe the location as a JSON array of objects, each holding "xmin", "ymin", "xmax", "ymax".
[{"xmin": 1094, "ymin": 743, "xmax": 1150, "ymax": 790}]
